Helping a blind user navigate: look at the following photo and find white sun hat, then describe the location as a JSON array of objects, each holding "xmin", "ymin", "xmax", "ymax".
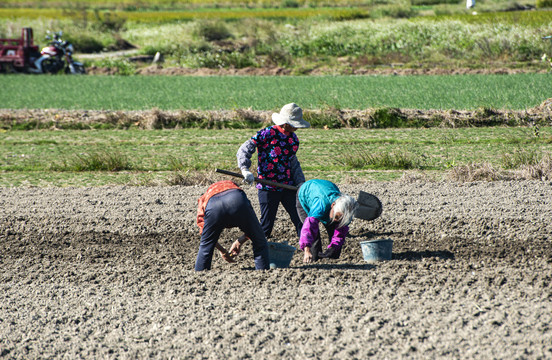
[{"xmin": 271, "ymin": 103, "xmax": 310, "ymax": 128}]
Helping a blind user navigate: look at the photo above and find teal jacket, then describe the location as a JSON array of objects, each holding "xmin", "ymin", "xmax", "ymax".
[{"xmin": 297, "ymin": 179, "xmax": 341, "ymax": 225}]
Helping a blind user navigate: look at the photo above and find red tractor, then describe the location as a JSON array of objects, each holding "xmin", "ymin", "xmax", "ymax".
[
  {"xmin": 0, "ymin": 27, "xmax": 39, "ymax": 72},
  {"xmin": 0, "ymin": 27, "xmax": 85, "ymax": 74}
]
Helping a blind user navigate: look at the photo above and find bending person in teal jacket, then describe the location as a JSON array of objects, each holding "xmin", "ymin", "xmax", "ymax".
[{"xmin": 296, "ymin": 179, "xmax": 359, "ymax": 263}]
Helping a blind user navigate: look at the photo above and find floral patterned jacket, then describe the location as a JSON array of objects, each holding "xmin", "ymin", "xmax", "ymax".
[{"xmin": 237, "ymin": 125, "xmax": 305, "ymax": 191}]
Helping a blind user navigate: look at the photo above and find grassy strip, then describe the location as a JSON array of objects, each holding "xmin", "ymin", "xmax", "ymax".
[
  {"xmin": 0, "ymin": 0, "xmax": 377, "ymax": 9},
  {"xmin": 123, "ymin": 8, "xmax": 367, "ymax": 21},
  {"xmin": 0, "ymin": 8, "xmax": 68, "ymax": 19},
  {"xmin": 0, "ymin": 0, "xmax": 535, "ymax": 14},
  {"xmin": 50, "ymin": 150, "xmax": 134, "ymax": 171},
  {"xmin": 2, "ymin": 74, "xmax": 552, "ymax": 111},
  {"xmin": 446, "ymin": 155, "xmax": 552, "ymax": 182},
  {"xmin": 425, "ymin": 9, "xmax": 552, "ymax": 27},
  {"xmin": 1, "ymin": 127, "xmax": 551, "ymax": 186},
  {"xmin": 0, "ymin": 7, "xmax": 369, "ymax": 22}
]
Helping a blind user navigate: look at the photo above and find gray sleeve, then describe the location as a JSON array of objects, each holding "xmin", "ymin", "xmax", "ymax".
[
  {"xmin": 237, "ymin": 139, "xmax": 256, "ymax": 170},
  {"xmin": 291, "ymin": 156, "xmax": 306, "ymax": 185}
]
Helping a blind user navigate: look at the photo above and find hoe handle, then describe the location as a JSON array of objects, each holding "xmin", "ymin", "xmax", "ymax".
[{"xmin": 215, "ymin": 168, "xmax": 298, "ymax": 191}]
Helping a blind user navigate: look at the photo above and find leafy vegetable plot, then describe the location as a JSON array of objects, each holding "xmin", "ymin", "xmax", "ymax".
[{"xmin": 2, "ymin": 74, "xmax": 552, "ymax": 110}]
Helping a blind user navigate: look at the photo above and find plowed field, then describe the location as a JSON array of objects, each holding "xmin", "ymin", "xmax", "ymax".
[{"xmin": 1, "ymin": 181, "xmax": 551, "ymax": 359}]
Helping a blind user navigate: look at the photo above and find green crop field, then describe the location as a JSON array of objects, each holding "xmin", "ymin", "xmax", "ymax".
[
  {"xmin": 0, "ymin": 0, "xmax": 376, "ymax": 8},
  {"xmin": 1, "ymin": 126, "xmax": 551, "ymax": 187},
  {"xmin": 2, "ymin": 73, "xmax": 552, "ymax": 111},
  {"xmin": 0, "ymin": 7, "xmax": 369, "ymax": 22},
  {"xmin": 4, "ymin": 5, "xmax": 550, "ymax": 24},
  {"xmin": 425, "ymin": 9, "xmax": 552, "ymax": 27}
]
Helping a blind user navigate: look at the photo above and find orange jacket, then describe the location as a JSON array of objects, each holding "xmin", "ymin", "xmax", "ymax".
[{"xmin": 197, "ymin": 180, "xmax": 241, "ymax": 234}]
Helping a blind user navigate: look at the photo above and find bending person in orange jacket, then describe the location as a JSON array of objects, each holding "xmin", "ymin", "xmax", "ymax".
[{"xmin": 195, "ymin": 180, "xmax": 270, "ymax": 271}]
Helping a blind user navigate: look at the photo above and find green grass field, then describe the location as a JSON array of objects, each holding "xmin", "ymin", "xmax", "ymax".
[
  {"xmin": 1, "ymin": 126, "xmax": 551, "ymax": 186},
  {"xmin": 2, "ymin": 73, "xmax": 552, "ymax": 111}
]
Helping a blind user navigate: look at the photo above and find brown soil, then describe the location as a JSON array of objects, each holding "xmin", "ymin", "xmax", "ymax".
[{"xmin": 1, "ymin": 181, "xmax": 551, "ymax": 358}]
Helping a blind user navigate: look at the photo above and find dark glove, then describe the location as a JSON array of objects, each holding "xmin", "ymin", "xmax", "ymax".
[{"xmin": 318, "ymin": 246, "xmax": 342, "ymax": 259}]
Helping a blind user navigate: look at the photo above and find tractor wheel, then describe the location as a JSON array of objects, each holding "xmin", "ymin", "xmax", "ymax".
[{"xmin": 0, "ymin": 63, "xmax": 16, "ymax": 73}]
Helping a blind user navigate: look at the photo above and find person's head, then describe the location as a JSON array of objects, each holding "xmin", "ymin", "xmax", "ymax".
[
  {"xmin": 282, "ymin": 123, "xmax": 297, "ymax": 133},
  {"xmin": 272, "ymin": 103, "xmax": 310, "ymax": 129},
  {"xmin": 330, "ymin": 194, "xmax": 359, "ymax": 228}
]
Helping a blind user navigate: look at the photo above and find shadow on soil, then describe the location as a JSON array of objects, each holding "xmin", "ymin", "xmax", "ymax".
[
  {"xmin": 393, "ymin": 250, "xmax": 455, "ymax": 261},
  {"xmin": 298, "ymin": 263, "xmax": 376, "ymax": 270},
  {"xmin": 234, "ymin": 264, "xmax": 375, "ymax": 271}
]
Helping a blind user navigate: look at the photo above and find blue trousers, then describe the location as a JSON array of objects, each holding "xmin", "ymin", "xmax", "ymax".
[
  {"xmin": 258, "ymin": 188, "xmax": 303, "ymax": 238},
  {"xmin": 195, "ymin": 189, "xmax": 269, "ymax": 271}
]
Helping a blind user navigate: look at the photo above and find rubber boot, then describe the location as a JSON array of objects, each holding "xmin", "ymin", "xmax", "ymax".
[
  {"xmin": 319, "ymin": 245, "xmax": 342, "ymax": 259},
  {"xmin": 311, "ymin": 235, "xmax": 323, "ymax": 262}
]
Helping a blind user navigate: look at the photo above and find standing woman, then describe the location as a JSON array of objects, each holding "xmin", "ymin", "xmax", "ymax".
[
  {"xmin": 237, "ymin": 103, "xmax": 310, "ymax": 238},
  {"xmin": 296, "ymin": 179, "xmax": 359, "ymax": 263}
]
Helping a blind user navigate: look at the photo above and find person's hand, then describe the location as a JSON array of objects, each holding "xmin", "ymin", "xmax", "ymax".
[
  {"xmin": 318, "ymin": 246, "xmax": 341, "ymax": 259},
  {"xmin": 241, "ymin": 169, "xmax": 254, "ymax": 185},
  {"xmin": 229, "ymin": 240, "xmax": 242, "ymax": 256},
  {"xmin": 221, "ymin": 251, "xmax": 236, "ymax": 263},
  {"xmin": 303, "ymin": 247, "xmax": 313, "ymax": 263}
]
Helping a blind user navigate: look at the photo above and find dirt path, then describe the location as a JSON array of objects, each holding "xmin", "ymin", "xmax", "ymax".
[
  {"xmin": 77, "ymin": 49, "xmax": 140, "ymax": 60},
  {"xmin": 1, "ymin": 181, "xmax": 551, "ymax": 359}
]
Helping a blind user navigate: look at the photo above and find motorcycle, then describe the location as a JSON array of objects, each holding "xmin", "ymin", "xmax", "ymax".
[{"xmin": 28, "ymin": 31, "xmax": 86, "ymax": 74}]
